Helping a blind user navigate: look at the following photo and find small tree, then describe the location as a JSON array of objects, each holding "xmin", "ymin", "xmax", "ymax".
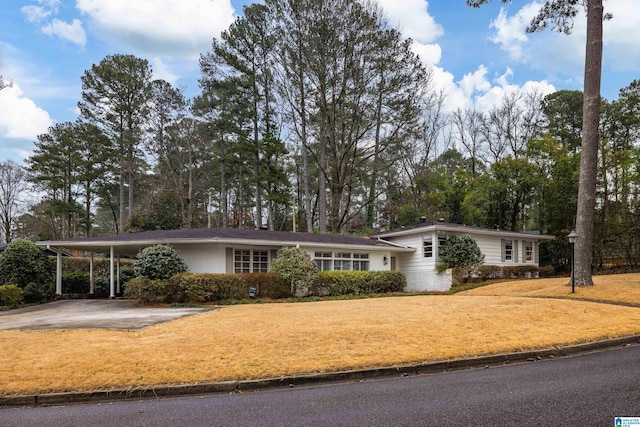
[
  {"xmin": 133, "ymin": 245, "xmax": 188, "ymax": 280},
  {"xmin": 438, "ymin": 234, "xmax": 485, "ymax": 283},
  {"xmin": 0, "ymin": 239, "xmax": 54, "ymax": 303},
  {"xmin": 270, "ymin": 247, "xmax": 319, "ymax": 296}
]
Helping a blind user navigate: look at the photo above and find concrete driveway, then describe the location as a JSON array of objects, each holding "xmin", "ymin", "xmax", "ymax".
[{"xmin": 0, "ymin": 300, "xmax": 214, "ymax": 331}]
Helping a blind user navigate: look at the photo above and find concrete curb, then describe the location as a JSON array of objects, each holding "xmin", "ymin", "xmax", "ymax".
[{"xmin": 2, "ymin": 335, "xmax": 639, "ymax": 408}]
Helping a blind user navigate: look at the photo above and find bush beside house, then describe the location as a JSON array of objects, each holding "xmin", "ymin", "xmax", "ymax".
[
  {"xmin": 311, "ymin": 271, "xmax": 406, "ymax": 296},
  {"xmin": 0, "ymin": 239, "xmax": 54, "ymax": 303}
]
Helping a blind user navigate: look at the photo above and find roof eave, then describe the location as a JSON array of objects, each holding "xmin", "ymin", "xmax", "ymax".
[
  {"xmin": 373, "ymin": 224, "xmax": 556, "ymax": 240},
  {"xmin": 37, "ymin": 237, "xmax": 416, "ymax": 252}
]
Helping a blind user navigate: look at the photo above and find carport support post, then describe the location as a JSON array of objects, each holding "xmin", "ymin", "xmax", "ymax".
[
  {"xmin": 116, "ymin": 257, "xmax": 121, "ymax": 295},
  {"xmin": 56, "ymin": 248, "xmax": 62, "ymax": 296},
  {"xmin": 109, "ymin": 246, "xmax": 115, "ymax": 299},
  {"xmin": 89, "ymin": 253, "xmax": 94, "ymax": 295}
]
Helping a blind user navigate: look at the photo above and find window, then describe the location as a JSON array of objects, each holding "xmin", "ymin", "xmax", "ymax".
[
  {"xmin": 313, "ymin": 252, "xmax": 370, "ymax": 271},
  {"xmin": 524, "ymin": 241, "xmax": 533, "ymax": 262},
  {"xmin": 234, "ymin": 249, "xmax": 268, "ymax": 273},
  {"xmin": 234, "ymin": 249, "xmax": 251, "ymax": 273},
  {"xmin": 253, "ymin": 250, "xmax": 269, "ymax": 272},
  {"xmin": 334, "ymin": 252, "xmax": 352, "ymax": 270},
  {"xmin": 353, "ymin": 253, "xmax": 370, "ymax": 271},
  {"xmin": 314, "ymin": 252, "xmax": 333, "ymax": 271},
  {"xmin": 423, "ymin": 238, "xmax": 433, "ymax": 258},
  {"xmin": 504, "ymin": 240, "xmax": 513, "ymax": 262}
]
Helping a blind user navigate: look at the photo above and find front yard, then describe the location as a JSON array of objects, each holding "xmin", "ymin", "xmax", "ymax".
[{"xmin": 1, "ymin": 273, "xmax": 640, "ymax": 396}]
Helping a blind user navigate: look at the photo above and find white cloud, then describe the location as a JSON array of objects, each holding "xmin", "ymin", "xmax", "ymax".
[
  {"xmin": 603, "ymin": 0, "xmax": 640, "ymax": 72},
  {"xmin": 412, "ymin": 42, "xmax": 441, "ymax": 67},
  {"xmin": 150, "ymin": 57, "xmax": 179, "ymax": 85},
  {"xmin": 376, "ymin": 0, "xmax": 443, "ymax": 44},
  {"xmin": 75, "ymin": 0, "xmax": 236, "ymax": 59},
  {"xmin": 489, "ymin": 3, "xmax": 540, "ymax": 60},
  {"xmin": 487, "ymin": 0, "xmax": 640, "ymax": 87},
  {"xmin": 430, "ymin": 64, "xmax": 555, "ymax": 114},
  {"xmin": 41, "ymin": 19, "xmax": 87, "ymax": 46},
  {"xmin": 459, "ymin": 66, "xmax": 492, "ymax": 99},
  {"xmin": 21, "ymin": 0, "xmax": 60, "ymax": 24},
  {"xmin": 0, "ymin": 83, "xmax": 53, "ymax": 141}
]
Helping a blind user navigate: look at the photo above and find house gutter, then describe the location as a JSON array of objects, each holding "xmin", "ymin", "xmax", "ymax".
[{"xmin": 36, "ymin": 238, "xmax": 416, "ymax": 253}]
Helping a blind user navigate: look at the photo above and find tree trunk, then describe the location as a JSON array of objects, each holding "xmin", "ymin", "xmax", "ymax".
[
  {"xmin": 221, "ymin": 139, "xmax": 228, "ymax": 228},
  {"xmin": 574, "ymin": 0, "xmax": 603, "ymax": 286},
  {"xmin": 118, "ymin": 160, "xmax": 125, "ymax": 233}
]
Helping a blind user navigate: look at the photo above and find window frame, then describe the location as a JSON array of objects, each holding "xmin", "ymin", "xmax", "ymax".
[
  {"xmin": 423, "ymin": 238, "xmax": 433, "ymax": 258},
  {"xmin": 504, "ymin": 240, "xmax": 513, "ymax": 262},
  {"xmin": 234, "ymin": 249, "xmax": 269, "ymax": 273},
  {"xmin": 313, "ymin": 251, "xmax": 370, "ymax": 271}
]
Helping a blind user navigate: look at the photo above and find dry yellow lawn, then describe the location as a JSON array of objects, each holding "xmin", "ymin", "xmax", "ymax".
[
  {"xmin": 459, "ymin": 273, "xmax": 640, "ymax": 305},
  {"xmin": 2, "ymin": 277, "xmax": 640, "ymax": 396}
]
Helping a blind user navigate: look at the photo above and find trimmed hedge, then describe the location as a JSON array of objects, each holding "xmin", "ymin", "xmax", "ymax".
[
  {"xmin": 311, "ymin": 271, "xmax": 407, "ymax": 296},
  {"xmin": 466, "ymin": 265, "xmax": 554, "ymax": 282},
  {"xmin": 124, "ymin": 271, "xmax": 406, "ymax": 303},
  {"xmin": 125, "ymin": 272, "xmax": 292, "ymax": 304},
  {"xmin": 239, "ymin": 273, "xmax": 292, "ymax": 299},
  {"xmin": 0, "ymin": 284, "xmax": 22, "ymax": 308},
  {"xmin": 123, "ymin": 277, "xmax": 171, "ymax": 304}
]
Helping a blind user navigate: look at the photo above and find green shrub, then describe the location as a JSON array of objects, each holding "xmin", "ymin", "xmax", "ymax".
[
  {"xmin": 0, "ymin": 239, "xmax": 54, "ymax": 302},
  {"xmin": 22, "ymin": 282, "xmax": 54, "ymax": 303},
  {"xmin": 133, "ymin": 245, "xmax": 188, "ymax": 280},
  {"xmin": 0, "ymin": 284, "xmax": 22, "ymax": 308},
  {"xmin": 239, "ymin": 273, "xmax": 291, "ymax": 299},
  {"xmin": 471, "ymin": 265, "xmax": 546, "ymax": 282},
  {"xmin": 439, "ymin": 235, "xmax": 485, "ymax": 269},
  {"xmin": 270, "ymin": 247, "xmax": 319, "ymax": 295},
  {"xmin": 170, "ymin": 273, "xmax": 245, "ymax": 302},
  {"xmin": 62, "ymin": 271, "xmax": 91, "ymax": 294},
  {"xmin": 312, "ymin": 271, "xmax": 406, "ymax": 296},
  {"xmin": 123, "ymin": 277, "xmax": 170, "ymax": 303}
]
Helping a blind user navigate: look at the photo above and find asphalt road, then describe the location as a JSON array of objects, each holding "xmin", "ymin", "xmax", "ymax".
[{"xmin": 3, "ymin": 345, "xmax": 640, "ymax": 426}]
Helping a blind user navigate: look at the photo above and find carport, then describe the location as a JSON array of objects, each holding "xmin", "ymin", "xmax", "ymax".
[{"xmin": 37, "ymin": 236, "xmax": 163, "ymax": 298}]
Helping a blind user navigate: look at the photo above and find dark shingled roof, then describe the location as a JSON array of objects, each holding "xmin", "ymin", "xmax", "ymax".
[
  {"xmin": 47, "ymin": 227, "xmax": 392, "ymax": 248},
  {"xmin": 370, "ymin": 221, "xmax": 550, "ymax": 238}
]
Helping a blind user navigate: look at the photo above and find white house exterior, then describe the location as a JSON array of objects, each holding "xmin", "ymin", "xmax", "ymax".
[
  {"xmin": 371, "ymin": 222, "xmax": 555, "ymax": 292},
  {"xmin": 37, "ymin": 228, "xmax": 413, "ymax": 298},
  {"xmin": 38, "ymin": 223, "xmax": 554, "ymax": 297}
]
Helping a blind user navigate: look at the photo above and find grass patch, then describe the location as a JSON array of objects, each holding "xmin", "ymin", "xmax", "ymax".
[
  {"xmin": 457, "ymin": 273, "xmax": 640, "ymax": 306},
  {"xmin": 217, "ymin": 291, "xmax": 431, "ymax": 305},
  {"xmin": 2, "ymin": 274, "xmax": 640, "ymax": 397}
]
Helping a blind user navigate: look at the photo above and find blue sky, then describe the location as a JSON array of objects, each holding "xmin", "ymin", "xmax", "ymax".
[{"xmin": 0, "ymin": 0, "xmax": 638, "ymax": 164}]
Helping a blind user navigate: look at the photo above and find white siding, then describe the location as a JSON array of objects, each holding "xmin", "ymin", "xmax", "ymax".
[
  {"xmin": 175, "ymin": 244, "xmax": 227, "ymax": 273},
  {"xmin": 174, "ymin": 243, "xmax": 393, "ymax": 275},
  {"xmin": 383, "ymin": 232, "xmax": 452, "ymax": 292}
]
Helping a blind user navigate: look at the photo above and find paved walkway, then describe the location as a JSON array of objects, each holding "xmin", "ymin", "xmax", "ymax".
[{"xmin": 0, "ymin": 300, "xmax": 213, "ymax": 330}]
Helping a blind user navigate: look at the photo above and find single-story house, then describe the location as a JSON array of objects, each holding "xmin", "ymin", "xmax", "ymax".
[{"xmin": 36, "ymin": 222, "xmax": 554, "ymax": 297}]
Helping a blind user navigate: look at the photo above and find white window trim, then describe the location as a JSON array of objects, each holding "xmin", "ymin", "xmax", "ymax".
[
  {"xmin": 234, "ymin": 249, "xmax": 269, "ymax": 273},
  {"xmin": 313, "ymin": 251, "xmax": 370, "ymax": 271}
]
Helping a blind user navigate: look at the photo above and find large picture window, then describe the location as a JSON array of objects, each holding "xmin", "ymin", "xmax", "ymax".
[
  {"xmin": 234, "ymin": 249, "xmax": 269, "ymax": 273},
  {"xmin": 314, "ymin": 252, "xmax": 370, "ymax": 271}
]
